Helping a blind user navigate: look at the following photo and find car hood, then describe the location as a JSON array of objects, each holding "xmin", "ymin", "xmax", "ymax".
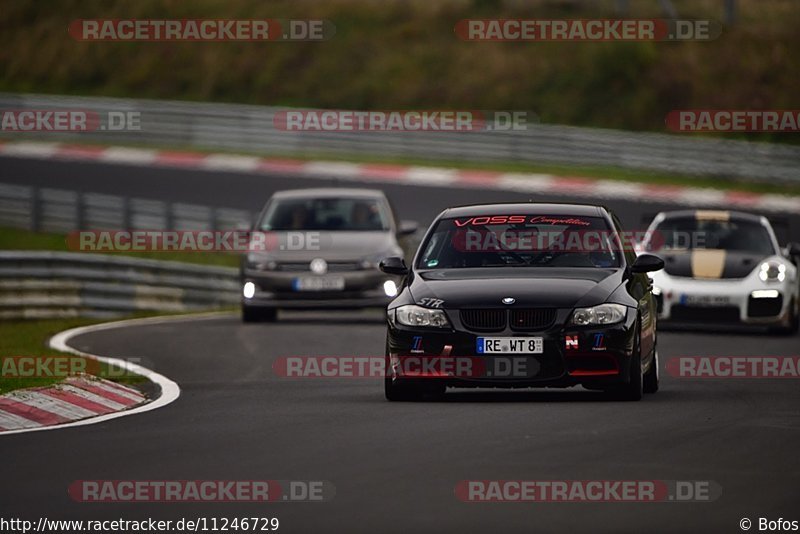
[
  {"xmin": 410, "ymin": 268, "xmax": 623, "ymax": 309},
  {"xmin": 660, "ymin": 250, "xmax": 763, "ymax": 279},
  {"xmin": 250, "ymin": 231, "xmax": 396, "ymax": 262}
]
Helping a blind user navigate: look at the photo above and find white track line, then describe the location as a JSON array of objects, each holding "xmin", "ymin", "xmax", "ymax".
[{"xmin": 0, "ymin": 311, "xmax": 229, "ymax": 436}]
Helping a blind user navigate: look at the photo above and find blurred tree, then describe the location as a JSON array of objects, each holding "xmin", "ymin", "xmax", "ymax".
[
  {"xmin": 658, "ymin": 0, "xmax": 678, "ymax": 18},
  {"xmin": 724, "ymin": 0, "xmax": 737, "ymax": 25}
]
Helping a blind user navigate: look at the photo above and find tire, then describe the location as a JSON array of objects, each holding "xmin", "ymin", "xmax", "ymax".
[
  {"xmin": 384, "ymin": 343, "xmax": 416, "ymax": 401},
  {"xmin": 383, "ymin": 346, "xmax": 444, "ymax": 401},
  {"xmin": 784, "ymin": 298, "xmax": 799, "ymax": 335},
  {"xmin": 608, "ymin": 321, "xmax": 643, "ymax": 401},
  {"xmin": 643, "ymin": 348, "xmax": 659, "ymax": 394},
  {"xmin": 769, "ymin": 298, "xmax": 798, "ymax": 336},
  {"xmin": 241, "ymin": 306, "xmax": 277, "ymax": 323},
  {"xmin": 384, "ymin": 352, "xmax": 421, "ymax": 401},
  {"xmin": 384, "ymin": 376, "xmax": 420, "ymax": 401}
]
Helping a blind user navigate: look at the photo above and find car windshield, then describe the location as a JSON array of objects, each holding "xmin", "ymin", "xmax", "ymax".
[
  {"xmin": 417, "ymin": 215, "xmax": 622, "ymax": 269},
  {"xmin": 646, "ymin": 217, "xmax": 775, "ymax": 255},
  {"xmin": 260, "ymin": 197, "xmax": 390, "ymax": 231}
]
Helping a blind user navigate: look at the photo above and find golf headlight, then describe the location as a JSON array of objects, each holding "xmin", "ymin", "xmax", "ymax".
[
  {"xmin": 246, "ymin": 253, "xmax": 276, "ymax": 271},
  {"xmin": 758, "ymin": 261, "xmax": 786, "ymax": 283},
  {"xmin": 242, "ymin": 281, "xmax": 256, "ymax": 299},
  {"xmin": 394, "ymin": 305, "xmax": 450, "ymax": 328},
  {"xmin": 383, "ymin": 280, "xmax": 398, "ymax": 297},
  {"xmin": 570, "ymin": 303, "xmax": 627, "ymax": 326}
]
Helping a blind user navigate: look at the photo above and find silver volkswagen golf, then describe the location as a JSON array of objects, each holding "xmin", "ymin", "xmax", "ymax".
[{"xmin": 240, "ymin": 188, "xmax": 417, "ymax": 322}]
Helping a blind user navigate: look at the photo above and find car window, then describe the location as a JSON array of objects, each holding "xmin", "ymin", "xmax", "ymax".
[
  {"xmin": 647, "ymin": 217, "xmax": 775, "ymax": 255},
  {"xmin": 260, "ymin": 197, "xmax": 390, "ymax": 231},
  {"xmin": 418, "ymin": 215, "xmax": 621, "ymax": 269}
]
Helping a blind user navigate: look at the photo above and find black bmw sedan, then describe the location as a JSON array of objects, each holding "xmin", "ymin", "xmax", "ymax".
[{"xmin": 379, "ymin": 203, "xmax": 664, "ymax": 401}]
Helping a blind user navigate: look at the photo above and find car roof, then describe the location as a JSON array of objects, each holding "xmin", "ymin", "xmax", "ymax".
[
  {"xmin": 440, "ymin": 203, "xmax": 605, "ymax": 218},
  {"xmin": 655, "ymin": 209, "xmax": 765, "ymax": 224},
  {"xmin": 271, "ymin": 188, "xmax": 386, "ymax": 199}
]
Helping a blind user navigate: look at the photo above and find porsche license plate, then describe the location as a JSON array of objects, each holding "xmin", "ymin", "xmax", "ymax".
[{"xmin": 681, "ymin": 294, "xmax": 730, "ymax": 307}]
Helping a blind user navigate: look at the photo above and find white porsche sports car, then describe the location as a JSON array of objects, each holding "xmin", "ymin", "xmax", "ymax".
[{"xmin": 639, "ymin": 210, "xmax": 799, "ymax": 334}]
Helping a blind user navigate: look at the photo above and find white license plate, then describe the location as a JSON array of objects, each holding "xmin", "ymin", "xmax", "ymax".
[
  {"xmin": 292, "ymin": 276, "xmax": 345, "ymax": 291},
  {"xmin": 681, "ymin": 294, "xmax": 730, "ymax": 307},
  {"xmin": 477, "ymin": 337, "xmax": 543, "ymax": 354}
]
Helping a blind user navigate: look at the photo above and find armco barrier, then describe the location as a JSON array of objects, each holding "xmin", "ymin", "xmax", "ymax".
[
  {"xmin": 0, "ymin": 251, "xmax": 239, "ymax": 319},
  {"xmin": 1, "ymin": 93, "xmax": 798, "ymax": 183},
  {"xmin": 0, "ymin": 182, "xmax": 254, "ymax": 234}
]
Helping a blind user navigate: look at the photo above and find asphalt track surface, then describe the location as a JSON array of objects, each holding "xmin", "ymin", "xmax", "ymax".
[{"xmin": 2, "ymin": 155, "xmax": 800, "ymax": 533}]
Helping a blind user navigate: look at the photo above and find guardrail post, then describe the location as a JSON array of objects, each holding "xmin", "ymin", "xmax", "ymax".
[
  {"xmin": 30, "ymin": 186, "xmax": 41, "ymax": 232},
  {"xmin": 165, "ymin": 202, "xmax": 174, "ymax": 230},
  {"xmin": 122, "ymin": 196, "xmax": 131, "ymax": 229},
  {"xmin": 76, "ymin": 192, "xmax": 85, "ymax": 230},
  {"xmin": 724, "ymin": 0, "xmax": 737, "ymax": 24}
]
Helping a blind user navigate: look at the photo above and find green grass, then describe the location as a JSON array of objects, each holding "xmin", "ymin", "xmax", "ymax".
[
  {"xmin": 2, "ymin": 0, "xmax": 798, "ymax": 144},
  {"xmin": 0, "ymin": 318, "xmax": 146, "ymax": 394},
  {"xmin": 0, "ymin": 227, "xmax": 241, "ymax": 268}
]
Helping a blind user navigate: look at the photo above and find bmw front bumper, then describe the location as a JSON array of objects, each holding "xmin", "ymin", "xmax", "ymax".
[{"xmin": 385, "ymin": 308, "xmax": 638, "ymax": 389}]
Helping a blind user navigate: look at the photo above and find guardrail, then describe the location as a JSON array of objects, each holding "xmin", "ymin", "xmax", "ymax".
[
  {"xmin": 0, "ymin": 182, "xmax": 253, "ymax": 234},
  {"xmin": 1, "ymin": 93, "xmax": 798, "ymax": 183},
  {"xmin": 0, "ymin": 251, "xmax": 239, "ymax": 319}
]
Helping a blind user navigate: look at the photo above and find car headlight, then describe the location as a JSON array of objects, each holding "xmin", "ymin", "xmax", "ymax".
[
  {"xmin": 393, "ymin": 304, "xmax": 450, "ymax": 328},
  {"xmin": 570, "ymin": 303, "xmax": 627, "ymax": 326},
  {"xmin": 759, "ymin": 261, "xmax": 786, "ymax": 283},
  {"xmin": 243, "ymin": 281, "xmax": 256, "ymax": 299},
  {"xmin": 383, "ymin": 280, "xmax": 398, "ymax": 297},
  {"xmin": 246, "ymin": 253, "xmax": 276, "ymax": 271}
]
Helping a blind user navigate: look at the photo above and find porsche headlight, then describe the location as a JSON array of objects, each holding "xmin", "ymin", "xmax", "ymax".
[
  {"xmin": 759, "ymin": 261, "xmax": 786, "ymax": 283},
  {"xmin": 394, "ymin": 305, "xmax": 450, "ymax": 328},
  {"xmin": 570, "ymin": 303, "xmax": 627, "ymax": 326}
]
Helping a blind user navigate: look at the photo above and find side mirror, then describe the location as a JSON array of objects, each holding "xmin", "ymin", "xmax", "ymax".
[
  {"xmin": 786, "ymin": 242, "xmax": 800, "ymax": 257},
  {"xmin": 398, "ymin": 220, "xmax": 418, "ymax": 236},
  {"xmin": 631, "ymin": 253, "xmax": 664, "ymax": 274},
  {"xmin": 380, "ymin": 256, "xmax": 409, "ymax": 276}
]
